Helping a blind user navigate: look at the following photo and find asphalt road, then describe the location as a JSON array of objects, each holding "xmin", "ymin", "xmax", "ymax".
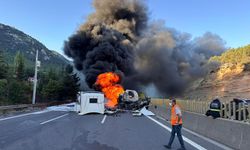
[{"xmin": 0, "ymin": 110, "xmax": 231, "ymax": 150}]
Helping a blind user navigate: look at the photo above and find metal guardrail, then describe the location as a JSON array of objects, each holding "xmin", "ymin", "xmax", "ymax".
[
  {"xmin": 0, "ymin": 104, "xmax": 45, "ymax": 114},
  {"xmin": 151, "ymin": 98, "xmax": 250, "ymax": 124},
  {"xmin": 0, "ymin": 101, "xmax": 72, "ymax": 114}
]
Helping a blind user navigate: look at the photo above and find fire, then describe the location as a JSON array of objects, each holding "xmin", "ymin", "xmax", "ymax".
[{"xmin": 95, "ymin": 72, "xmax": 124, "ymax": 108}]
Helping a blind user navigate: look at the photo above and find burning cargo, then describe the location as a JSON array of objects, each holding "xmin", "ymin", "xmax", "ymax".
[{"xmin": 118, "ymin": 90, "xmax": 151, "ymax": 110}]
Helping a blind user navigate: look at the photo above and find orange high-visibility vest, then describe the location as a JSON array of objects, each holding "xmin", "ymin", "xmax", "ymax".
[{"xmin": 171, "ymin": 104, "xmax": 183, "ymax": 125}]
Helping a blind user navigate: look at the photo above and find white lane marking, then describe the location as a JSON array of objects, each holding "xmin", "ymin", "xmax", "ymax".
[
  {"xmin": 0, "ymin": 113, "xmax": 33, "ymax": 121},
  {"xmin": 0, "ymin": 110, "xmax": 50, "ymax": 122},
  {"xmin": 101, "ymin": 115, "xmax": 107, "ymax": 124},
  {"xmin": 32, "ymin": 110, "xmax": 50, "ymax": 114},
  {"xmin": 156, "ymin": 116, "xmax": 233, "ymax": 150},
  {"xmin": 40, "ymin": 114, "xmax": 68, "ymax": 125},
  {"xmin": 146, "ymin": 116, "xmax": 207, "ymax": 150}
]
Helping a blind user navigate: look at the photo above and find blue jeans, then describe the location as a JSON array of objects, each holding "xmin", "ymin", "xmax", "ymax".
[{"xmin": 168, "ymin": 124, "xmax": 185, "ymax": 148}]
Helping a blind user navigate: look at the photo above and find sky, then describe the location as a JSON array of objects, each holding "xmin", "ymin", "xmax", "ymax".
[{"xmin": 0, "ymin": 0, "xmax": 250, "ymax": 56}]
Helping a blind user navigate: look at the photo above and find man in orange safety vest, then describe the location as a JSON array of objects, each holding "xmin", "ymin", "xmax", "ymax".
[{"xmin": 164, "ymin": 99, "xmax": 186, "ymax": 150}]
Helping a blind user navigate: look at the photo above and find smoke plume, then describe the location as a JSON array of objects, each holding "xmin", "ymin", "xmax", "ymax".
[{"xmin": 64, "ymin": 0, "xmax": 226, "ymax": 96}]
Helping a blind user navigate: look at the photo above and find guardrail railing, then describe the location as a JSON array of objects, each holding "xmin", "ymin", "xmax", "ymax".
[
  {"xmin": 151, "ymin": 98, "xmax": 250, "ymax": 124},
  {"xmin": 0, "ymin": 100, "xmax": 73, "ymax": 114}
]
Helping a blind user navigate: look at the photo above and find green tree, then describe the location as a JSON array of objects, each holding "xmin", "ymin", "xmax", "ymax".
[
  {"xmin": 14, "ymin": 51, "xmax": 25, "ymax": 80},
  {"xmin": 60, "ymin": 65, "xmax": 80, "ymax": 101},
  {"xmin": 0, "ymin": 79, "xmax": 8, "ymax": 105},
  {"xmin": 42, "ymin": 79, "xmax": 63, "ymax": 101},
  {"xmin": 24, "ymin": 67, "xmax": 34, "ymax": 79},
  {"xmin": 0, "ymin": 50, "xmax": 7, "ymax": 79},
  {"xmin": 7, "ymin": 80, "xmax": 32, "ymax": 104}
]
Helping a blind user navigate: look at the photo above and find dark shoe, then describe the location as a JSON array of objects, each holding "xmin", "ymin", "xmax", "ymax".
[
  {"xmin": 177, "ymin": 147, "xmax": 186, "ymax": 150},
  {"xmin": 164, "ymin": 145, "xmax": 171, "ymax": 149}
]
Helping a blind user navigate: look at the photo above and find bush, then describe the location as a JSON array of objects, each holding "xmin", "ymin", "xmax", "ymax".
[
  {"xmin": 7, "ymin": 80, "xmax": 32, "ymax": 104},
  {"xmin": 0, "ymin": 79, "xmax": 8, "ymax": 105},
  {"xmin": 42, "ymin": 79, "xmax": 63, "ymax": 101}
]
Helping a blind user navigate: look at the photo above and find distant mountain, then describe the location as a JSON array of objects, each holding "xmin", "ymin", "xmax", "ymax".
[{"xmin": 0, "ymin": 23, "xmax": 69, "ymax": 69}]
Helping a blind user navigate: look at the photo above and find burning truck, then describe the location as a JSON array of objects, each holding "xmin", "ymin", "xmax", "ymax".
[
  {"xmin": 77, "ymin": 72, "xmax": 150, "ymax": 115},
  {"xmin": 94, "ymin": 72, "xmax": 151, "ymax": 113}
]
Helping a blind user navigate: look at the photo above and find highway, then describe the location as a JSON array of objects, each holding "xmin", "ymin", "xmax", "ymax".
[{"xmin": 0, "ymin": 110, "xmax": 230, "ymax": 150}]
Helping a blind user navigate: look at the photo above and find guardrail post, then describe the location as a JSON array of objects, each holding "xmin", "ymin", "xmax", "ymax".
[
  {"xmin": 196, "ymin": 101, "xmax": 199, "ymax": 113},
  {"xmin": 201, "ymin": 102, "xmax": 203, "ymax": 114},
  {"xmin": 224, "ymin": 102, "xmax": 228, "ymax": 118},
  {"xmin": 197, "ymin": 101, "xmax": 201, "ymax": 113},
  {"xmin": 238, "ymin": 103, "xmax": 242, "ymax": 121},
  {"xmin": 184, "ymin": 100, "xmax": 187, "ymax": 111},
  {"xmin": 191, "ymin": 101, "xmax": 193, "ymax": 112},
  {"xmin": 220, "ymin": 103, "xmax": 222, "ymax": 118},
  {"xmin": 204, "ymin": 102, "xmax": 206, "ymax": 113},
  {"xmin": 199, "ymin": 102, "xmax": 202, "ymax": 113},
  {"xmin": 198, "ymin": 101, "xmax": 200, "ymax": 113},
  {"xmin": 233, "ymin": 102, "xmax": 236, "ymax": 120},
  {"xmin": 194, "ymin": 101, "xmax": 196, "ymax": 112},
  {"xmin": 248, "ymin": 105, "xmax": 250, "ymax": 123},
  {"xmin": 194, "ymin": 101, "xmax": 197, "ymax": 113},
  {"xmin": 243, "ymin": 104, "xmax": 247, "ymax": 122},
  {"xmin": 206, "ymin": 102, "xmax": 209, "ymax": 114},
  {"xmin": 188, "ymin": 100, "xmax": 191, "ymax": 111},
  {"xmin": 228, "ymin": 102, "xmax": 232, "ymax": 119},
  {"xmin": 201, "ymin": 102, "xmax": 203, "ymax": 113},
  {"xmin": 203, "ymin": 102, "xmax": 206, "ymax": 114}
]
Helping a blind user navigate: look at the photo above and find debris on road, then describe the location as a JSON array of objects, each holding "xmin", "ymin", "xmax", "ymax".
[
  {"xmin": 132, "ymin": 110, "xmax": 142, "ymax": 116},
  {"xmin": 46, "ymin": 103, "xmax": 77, "ymax": 112},
  {"xmin": 140, "ymin": 107, "xmax": 154, "ymax": 116}
]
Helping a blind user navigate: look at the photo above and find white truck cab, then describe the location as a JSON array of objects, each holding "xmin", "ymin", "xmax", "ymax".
[{"xmin": 78, "ymin": 91, "xmax": 105, "ymax": 115}]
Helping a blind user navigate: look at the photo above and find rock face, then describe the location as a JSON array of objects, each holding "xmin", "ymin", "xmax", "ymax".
[
  {"xmin": 0, "ymin": 23, "xmax": 69, "ymax": 68},
  {"xmin": 185, "ymin": 63, "xmax": 250, "ymax": 101}
]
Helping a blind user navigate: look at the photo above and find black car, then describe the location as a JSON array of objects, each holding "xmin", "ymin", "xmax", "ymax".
[{"xmin": 229, "ymin": 98, "xmax": 249, "ymax": 120}]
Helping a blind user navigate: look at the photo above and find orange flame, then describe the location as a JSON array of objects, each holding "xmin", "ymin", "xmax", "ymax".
[{"xmin": 95, "ymin": 72, "xmax": 124, "ymax": 108}]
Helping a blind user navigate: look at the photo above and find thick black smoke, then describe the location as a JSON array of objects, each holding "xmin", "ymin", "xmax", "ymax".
[
  {"xmin": 64, "ymin": 0, "xmax": 147, "ymax": 88},
  {"xmin": 130, "ymin": 22, "xmax": 225, "ymax": 96},
  {"xmin": 64, "ymin": 0, "xmax": 226, "ymax": 95}
]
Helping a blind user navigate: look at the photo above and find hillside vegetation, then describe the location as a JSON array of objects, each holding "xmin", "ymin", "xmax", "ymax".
[
  {"xmin": 0, "ymin": 50, "xmax": 80, "ymax": 105},
  {"xmin": 185, "ymin": 44, "xmax": 250, "ymax": 101},
  {"xmin": 210, "ymin": 44, "xmax": 250, "ymax": 65}
]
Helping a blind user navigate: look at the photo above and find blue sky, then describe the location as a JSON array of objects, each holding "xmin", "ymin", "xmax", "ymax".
[{"xmin": 0, "ymin": 0, "xmax": 250, "ymax": 55}]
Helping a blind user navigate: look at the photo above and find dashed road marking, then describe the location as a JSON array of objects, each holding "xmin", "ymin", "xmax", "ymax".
[
  {"xmin": 0, "ymin": 110, "xmax": 50, "ymax": 122},
  {"xmin": 101, "ymin": 115, "xmax": 107, "ymax": 124},
  {"xmin": 40, "ymin": 114, "xmax": 68, "ymax": 125}
]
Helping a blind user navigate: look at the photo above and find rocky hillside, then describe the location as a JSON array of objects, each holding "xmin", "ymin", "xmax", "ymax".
[
  {"xmin": 185, "ymin": 45, "xmax": 250, "ymax": 102},
  {"xmin": 0, "ymin": 23, "xmax": 69, "ymax": 69}
]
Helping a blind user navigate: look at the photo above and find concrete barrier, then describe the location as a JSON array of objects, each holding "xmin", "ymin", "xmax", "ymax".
[{"xmin": 149, "ymin": 106, "xmax": 250, "ymax": 150}]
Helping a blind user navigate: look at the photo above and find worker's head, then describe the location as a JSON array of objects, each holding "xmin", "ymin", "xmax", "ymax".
[{"xmin": 171, "ymin": 99, "xmax": 176, "ymax": 106}]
